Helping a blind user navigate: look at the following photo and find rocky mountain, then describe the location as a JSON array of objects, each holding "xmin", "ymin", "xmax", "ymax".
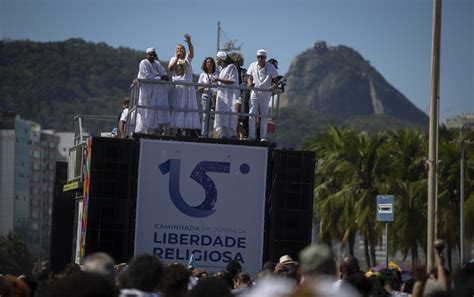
[{"xmin": 280, "ymin": 41, "xmax": 428, "ymax": 126}]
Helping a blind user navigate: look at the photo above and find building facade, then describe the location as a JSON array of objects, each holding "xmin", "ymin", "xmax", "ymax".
[{"xmin": 0, "ymin": 112, "xmax": 60, "ymax": 259}]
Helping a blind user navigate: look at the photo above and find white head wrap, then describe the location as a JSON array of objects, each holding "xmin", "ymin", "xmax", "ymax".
[
  {"xmin": 146, "ymin": 47, "xmax": 156, "ymax": 53},
  {"xmin": 257, "ymin": 49, "xmax": 267, "ymax": 57},
  {"xmin": 216, "ymin": 51, "xmax": 227, "ymax": 61}
]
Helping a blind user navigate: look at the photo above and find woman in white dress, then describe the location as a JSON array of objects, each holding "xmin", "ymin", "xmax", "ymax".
[
  {"xmin": 213, "ymin": 51, "xmax": 239, "ymax": 139},
  {"xmin": 168, "ymin": 34, "xmax": 201, "ymax": 137},
  {"xmin": 197, "ymin": 57, "xmax": 219, "ymax": 136}
]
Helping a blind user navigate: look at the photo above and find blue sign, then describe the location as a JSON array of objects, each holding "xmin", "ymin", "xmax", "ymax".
[{"xmin": 376, "ymin": 195, "xmax": 394, "ymax": 222}]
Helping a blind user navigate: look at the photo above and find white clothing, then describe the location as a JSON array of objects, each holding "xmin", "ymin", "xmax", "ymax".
[
  {"xmin": 135, "ymin": 59, "xmax": 170, "ymax": 133},
  {"xmin": 169, "ymin": 55, "xmax": 200, "ymax": 129},
  {"xmin": 247, "ymin": 61, "xmax": 278, "ymax": 140},
  {"xmin": 198, "ymin": 71, "xmax": 219, "ymax": 101},
  {"xmin": 241, "ymin": 276, "xmax": 294, "ymax": 297},
  {"xmin": 119, "ymin": 108, "xmax": 129, "ymax": 122},
  {"xmin": 119, "ymin": 288, "xmax": 160, "ymax": 297},
  {"xmin": 214, "ymin": 63, "xmax": 239, "ymax": 137},
  {"xmin": 198, "ymin": 71, "xmax": 219, "ymax": 135}
]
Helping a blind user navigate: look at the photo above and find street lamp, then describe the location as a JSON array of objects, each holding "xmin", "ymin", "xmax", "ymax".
[{"xmin": 454, "ymin": 115, "xmax": 474, "ymax": 266}]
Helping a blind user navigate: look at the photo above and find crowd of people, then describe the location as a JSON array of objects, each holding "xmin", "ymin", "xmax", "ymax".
[
  {"xmin": 117, "ymin": 34, "xmax": 281, "ymax": 141},
  {"xmin": 1, "ymin": 242, "xmax": 473, "ymax": 297}
]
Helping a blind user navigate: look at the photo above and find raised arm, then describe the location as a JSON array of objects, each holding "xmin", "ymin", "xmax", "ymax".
[
  {"xmin": 168, "ymin": 57, "xmax": 178, "ymax": 72},
  {"xmin": 185, "ymin": 34, "xmax": 194, "ymax": 59}
]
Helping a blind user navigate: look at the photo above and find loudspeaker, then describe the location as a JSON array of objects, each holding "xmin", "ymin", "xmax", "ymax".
[
  {"xmin": 265, "ymin": 149, "xmax": 315, "ymax": 264},
  {"xmin": 50, "ymin": 162, "xmax": 76, "ymax": 272},
  {"xmin": 84, "ymin": 137, "xmax": 137, "ymax": 263}
]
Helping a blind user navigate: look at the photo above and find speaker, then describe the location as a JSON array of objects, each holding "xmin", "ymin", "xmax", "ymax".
[
  {"xmin": 265, "ymin": 149, "xmax": 315, "ymax": 264},
  {"xmin": 84, "ymin": 137, "xmax": 137, "ymax": 263},
  {"xmin": 50, "ymin": 162, "xmax": 76, "ymax": 272}
]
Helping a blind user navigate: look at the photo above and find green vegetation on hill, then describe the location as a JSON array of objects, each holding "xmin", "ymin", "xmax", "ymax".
[{"xmin": 1, "ymin": 39, "xmax": 145, "ymax": 130}]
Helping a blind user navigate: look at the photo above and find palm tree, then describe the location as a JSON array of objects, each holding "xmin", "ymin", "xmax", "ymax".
[
  {"xmin": 386, "ymin": 129, "xmax": 427, "ymax": 267},
  {"xmin": 304, "ymin": 126, "xmax": 392, "ymax": 267},
  {"xmin": 303, "ymin": 125, "xmax": 359, "ymax": 254}
]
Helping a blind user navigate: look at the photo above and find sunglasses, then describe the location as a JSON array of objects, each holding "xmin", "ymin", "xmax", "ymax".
[{"xmin": 257, "ymin": 56, "xmax": 266, "ymax": 59}]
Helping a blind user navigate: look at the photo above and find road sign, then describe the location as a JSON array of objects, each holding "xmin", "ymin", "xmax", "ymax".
[{"xmin": 376, "ymin": 195, "xmax": 394, "ymax": 222}]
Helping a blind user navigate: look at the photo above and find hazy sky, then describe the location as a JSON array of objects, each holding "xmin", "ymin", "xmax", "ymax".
[{"xmin": 1, "ymin": 0, "xmax": 472, "ymax": 121}]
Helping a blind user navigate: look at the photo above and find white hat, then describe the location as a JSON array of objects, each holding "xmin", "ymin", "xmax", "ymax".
[
  {"xmin": 146, "ymin": 47, "xmax": 156, "ymax": 53},
  {"xmin": 257, "ymin": 49, "xmax": 267, "ymax": 56},
  {"xmin": 279, "ymin": 254, "xmax": 298, "ymax": 265},
  {"xmin": 216, "ymin": 51, "xmax": 227, "ymax": 60}
]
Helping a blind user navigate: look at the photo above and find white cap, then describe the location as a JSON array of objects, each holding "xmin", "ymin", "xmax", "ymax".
[
  {"xmin": 146, "ymin": 47, "xmax": 156, "ymax": 53},
  {"xmin": 216, "ymin": 51, "xmax": 227, "ymax": 60},
  {"xmin": 256, "ymin": 49, "xmax": 267, "ymax": 56}
]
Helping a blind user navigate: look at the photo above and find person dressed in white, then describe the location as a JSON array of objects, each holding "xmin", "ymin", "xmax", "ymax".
[
  {"xmin": 213, "ymin": 51, "xmax": 239, "ymax": 139},
  {"xmin": 197, "ymin": 57, "xmax": 219, "ymax": 137},
  {"xmin": 168, "ymin": 34, "xmax": 201, "ymax": 136},
  {"xmin": 247, "ymin": 49, "xmax": 278, "ymax": 142},
  {"xmin": 135, "ymin": 47, "xmax": 170, "ymax": 134}
]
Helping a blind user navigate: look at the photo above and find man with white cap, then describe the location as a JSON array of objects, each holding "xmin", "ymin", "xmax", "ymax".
[
  {"xmin": 247, "ymin": 49, "xmax": 278, "ymax": 142},
  {"xmin": 135, "ymin": 47, "xmax": 170, "ymax": 134}
]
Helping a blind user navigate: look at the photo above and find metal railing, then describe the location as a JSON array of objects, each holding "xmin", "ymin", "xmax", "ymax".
[
  {"xmin": 72, "ymin": 79, "xmax": 282, "ymax": 144},
  {"xmin": 125, "ymin": 79, "xmax": 282, "ymax": 138}
]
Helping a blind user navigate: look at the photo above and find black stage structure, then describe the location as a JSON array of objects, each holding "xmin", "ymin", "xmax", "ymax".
[{"xmin": 56, "ymin": 135, "xmax": 315, "ymax": 271}]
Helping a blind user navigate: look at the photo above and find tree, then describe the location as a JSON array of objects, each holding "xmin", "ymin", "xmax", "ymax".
[
  {"xmin": 386, "ymin": 129, "xmax": 427, "ymax": 267},
  {"xmin": 0, "ymin": 232, "xmax": 33, "ymax": 276}
]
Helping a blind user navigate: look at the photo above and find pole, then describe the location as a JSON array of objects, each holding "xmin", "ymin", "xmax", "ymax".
[
  {"xmin": 460, "ymin": 131, "xmax": 465, "ymax": 265},
  {"xmin": 427, "ymin": 0, "xmax": 442, "ymax": 270},
  {"xmin": 217, "ymin": 21, "xmax": 220, "ymax": 53},
  {"xmin": 386, "ymin": 222, "xmax": 389, "ymax": 268}
]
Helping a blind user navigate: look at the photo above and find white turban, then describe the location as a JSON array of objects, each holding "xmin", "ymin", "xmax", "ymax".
[
  {"xmin": 216, "ymin": 51, "xmax": 227, "ymax": 61},
  {"xmin": 257, "ymin": 49, "xmax": 267, "ymax": 57},
  {"xmin": 146, "ymin": 47, "xmax": 156, "ymax": 53}
]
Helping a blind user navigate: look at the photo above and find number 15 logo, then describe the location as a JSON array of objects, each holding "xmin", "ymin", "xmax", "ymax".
[{"xmin": 159, "ymin": 159, "xmax": 231, "ymax": 218}]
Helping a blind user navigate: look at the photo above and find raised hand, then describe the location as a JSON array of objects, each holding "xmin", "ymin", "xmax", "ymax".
[{"xmin": 184, "ymin": 34, "xmax": 191, "ymax": 44}]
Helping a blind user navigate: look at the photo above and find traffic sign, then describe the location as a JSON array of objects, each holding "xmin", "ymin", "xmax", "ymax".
[{"xmin": 376, "ymin": 195, "xmax": 394, "ymax": 222}]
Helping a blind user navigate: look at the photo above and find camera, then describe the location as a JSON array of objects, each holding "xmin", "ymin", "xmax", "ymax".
[{"xmin": 276, "ymin": 75, "xmax": 287, "ymax": 92}]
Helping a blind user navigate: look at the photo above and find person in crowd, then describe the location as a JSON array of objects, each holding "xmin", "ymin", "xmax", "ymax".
[
  {"xmin": 337, "ymin": 255, "xmax": 360, "ymax": 285},
  {"xmin": 344, "ymin": 272, "xmax": 372, "ymax": 297},
  {"xmin": 214, "ymin": 270, "xmax": 234, "ymax": 290},
  {"xmin": 293, "ymin": 243, "xmax": 359, "ymax": 297},
  {"xmin": 274, "ymin": 255, "xmax": 298, "ymax": 284},
  {"xmin": 229, "ymin": 51, "xmax": 248, "ymax": 140},
  {"xmin": 213, "ymin": 51, "xmax": 239, "ymax": 139},
  {"xmin": 232, "ymin": 272, "xmax": 252, "ymax": 296},
  {"xmin": 378, "ymin": 269, "xmax": 410, "ymax": 297},
  {"xmin": 197, "ymin": 57, "xmax": 219, "ymax": 136},
  {"xmin": 188, "ymin": 277, "xmax": 233, "ymax": 297},
  {"xmin": 168, "ymin": 34, "xmax": 201, "ymax": 137},
  {"xmin": 160, "ymin": 263, "xmax": 189, "ymax": 297},
  {"xmin": 226, "ymin": 260, "xmax": 242, "ymax": 280},
  {"xmin": 35, "ymin": 271, "xmax": 118, "ymax": 297},
  {"xmin": 119, "ymin": 254, "xmax": 164, "ymax": 297},
  {"xmin": 135, "ymin": 47, "xmax": 170, "ymax": 135},
  {"xmin": 83, "ymin": 252, "xmax": 116, "ymax": 282},
  {"xmin": 191, "ymin": 268, "xmax": 208, "ymax": 280},
  {"xmin": 452, "ymin": 262, "xmax": 474, "ymax": 297},
  {"xmin": 0, "ymin": 274, "xmax": 31, "ymax": 297},
  {"xmin": 117, "ymin": 98, "xmax": 130, "ymax": 138},
  {"xmin": 247, "ymin": 49, "xmax": 278, "ymax": 142}
]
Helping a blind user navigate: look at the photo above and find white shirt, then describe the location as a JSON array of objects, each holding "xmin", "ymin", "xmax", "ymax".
[
  {"xmin": 119, "ymin": 108, "xmax": 129, "ymax": 122},
  {"xmin": 198, "ymin": 71, "xmax": 219, "ymax": 99},
  {"xmin": 247, "ymin": 61, "xmax": 278, "ymax": 89},
  {"xmin": 137, "ymin": 59, "xmax": 167, "ymax": 80},
  {"xmin": 169, "ymin": 55, "xmax": 193, "ymax": 82}
]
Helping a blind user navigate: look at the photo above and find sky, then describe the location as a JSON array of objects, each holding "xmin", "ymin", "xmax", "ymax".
[{"xmin": 1, "ymin": 0, "xmax": 472, "ymax": 121}]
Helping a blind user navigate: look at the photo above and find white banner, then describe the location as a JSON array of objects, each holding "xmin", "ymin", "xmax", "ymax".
[{"xmin": 135, "ymin": 139, "xmax": 268, "ymax": 275}]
